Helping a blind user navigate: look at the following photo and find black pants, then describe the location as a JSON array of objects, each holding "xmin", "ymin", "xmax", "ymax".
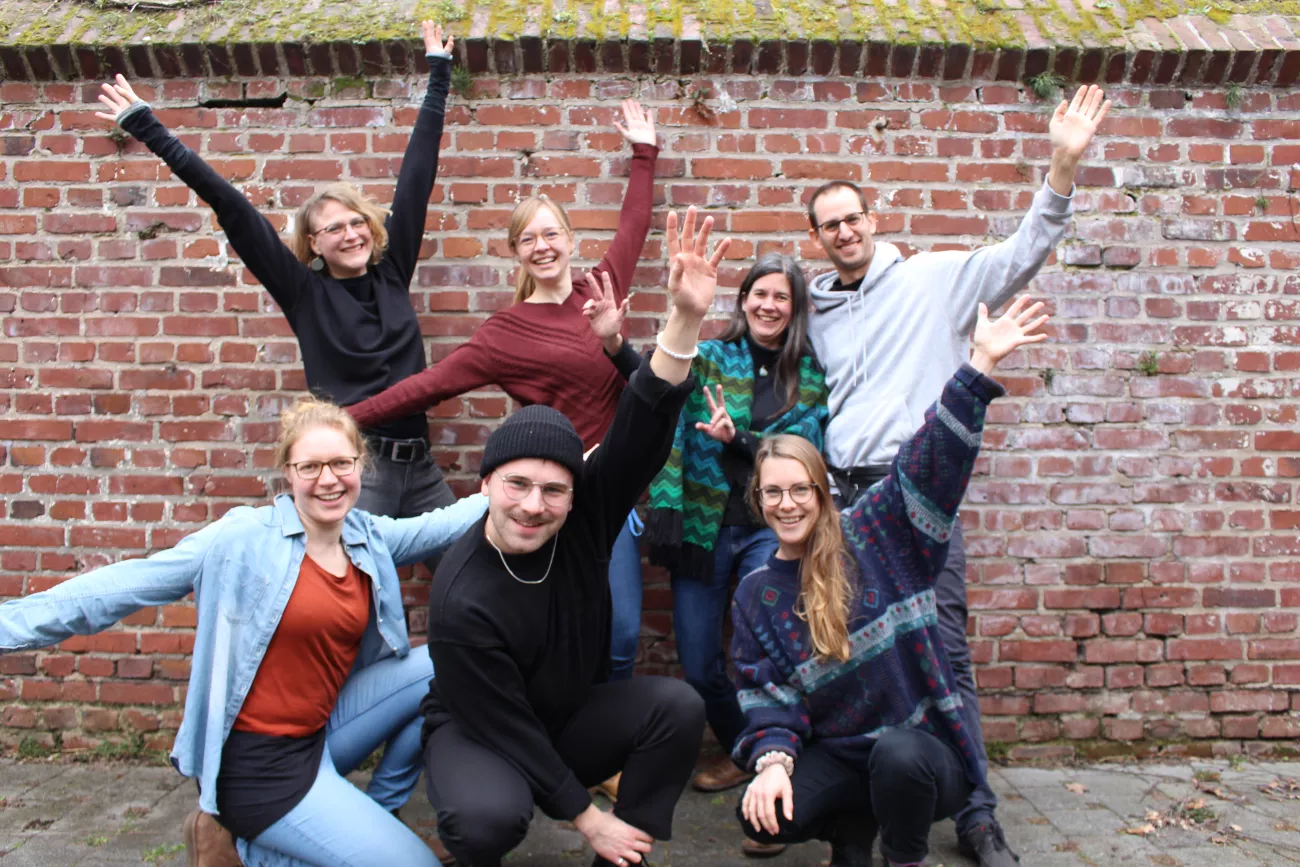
[
  {"xmin": 736, "ymin": 729, "xmax": 973, "ymax": 864},
  {"xmin": 424, "ymin": 677, "xmax": 704, "ymax": 867},
  {"xmin": 836, "ymin": 482, "xmax": 996, "ymax": 836}
]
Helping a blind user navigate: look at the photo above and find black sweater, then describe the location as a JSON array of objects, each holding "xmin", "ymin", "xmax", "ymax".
[
  {"xmin": 420, "ymin": 361, "xmax": 693, "ymax": 821},
  {"xmin": 118, "ymin": 57, "xmax": 452, "ymax": 440}
]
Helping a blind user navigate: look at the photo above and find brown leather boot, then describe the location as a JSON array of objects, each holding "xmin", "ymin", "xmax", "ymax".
[
  {"xmin": 184, "ymin": 810, "xmax": 242, "ymax": 867},
  {"xmin": 692, "ymin": 756, "xmax": 754, "ymax": 793},
  {"xmin": 393, "ymin": 808, "xmax": 456, "ymax": 866}
]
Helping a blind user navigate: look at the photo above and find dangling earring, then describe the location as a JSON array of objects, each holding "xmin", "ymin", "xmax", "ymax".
[{"xmin": 310, "ymin": 256, "xmax": 325, "ymax": 273}]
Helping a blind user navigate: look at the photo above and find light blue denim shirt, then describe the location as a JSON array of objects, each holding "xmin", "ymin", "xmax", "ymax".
[{"xmin": 0, "ymin": 492, "xmax": 486, "ymax": 815}]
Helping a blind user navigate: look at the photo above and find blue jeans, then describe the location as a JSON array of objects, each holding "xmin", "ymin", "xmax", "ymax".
[
  {"xmin": 608, "ymin": 511, "xmax": 646, "ymax": 681},
  {"xmin": 236, "ymin": 645, "xmax": 440, "ymax": 867},
  {"xmin": 672, "ymin": 525, "xmax": 779, "ymax": 752}
]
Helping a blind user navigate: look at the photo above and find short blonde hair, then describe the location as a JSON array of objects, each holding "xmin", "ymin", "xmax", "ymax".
[
  {"xmin": 507, "ymin": 195, "xmax": 575, "ymax": 303},
  {"xmin": 274, "ymin": 396, "xmax": 368, "ymax": 474},
  {"xmin": 290, "ymin": 183, "xmax": 390, "ymax": 266}
]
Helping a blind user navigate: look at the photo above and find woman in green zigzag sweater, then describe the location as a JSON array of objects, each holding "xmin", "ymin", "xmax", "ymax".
[{"xmin": 642, "ymin": 254, "xmax": 827, "ymax": 855}]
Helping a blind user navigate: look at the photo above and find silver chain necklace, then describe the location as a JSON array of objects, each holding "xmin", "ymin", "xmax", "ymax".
[{"xmin": 486, "ymin": 531, "xmax": 558, "ymax": 585}]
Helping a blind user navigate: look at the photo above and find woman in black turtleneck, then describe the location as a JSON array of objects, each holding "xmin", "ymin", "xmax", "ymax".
[
  {"xmin": 95, "ymin": 21, "xmax": 460, "ymax": 526},
  {"xmin": 643, "ymin": 254, "xmax": 828, "ymax": 842}
]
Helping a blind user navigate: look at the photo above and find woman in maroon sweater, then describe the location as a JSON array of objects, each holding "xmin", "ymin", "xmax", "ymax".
[{"xmin": 347, "ymin": 100, "xmax": 658, "ymax": 695}]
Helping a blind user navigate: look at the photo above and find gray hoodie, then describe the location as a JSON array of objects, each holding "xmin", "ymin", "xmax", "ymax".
[{"xmin": 808, "ymin": 180, "xmax": 1073, "ymax": 470}]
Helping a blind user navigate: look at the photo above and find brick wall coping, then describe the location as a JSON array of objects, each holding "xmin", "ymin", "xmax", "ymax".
[{"xmin": 1, "ymin": 1, "xmax": 1300, "ymax": 87}]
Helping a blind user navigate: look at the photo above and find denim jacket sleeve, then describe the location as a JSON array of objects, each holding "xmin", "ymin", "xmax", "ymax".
[
  {"xmin": 366, "ymin": 494, "xmax": 488, "ymax": 567},
  {"xmin": 0, "ymin": 518, "xmax": 225, "ymax": 652}
]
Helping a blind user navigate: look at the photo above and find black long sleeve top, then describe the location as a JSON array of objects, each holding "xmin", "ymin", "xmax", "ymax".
[
  {"xmin": 420, "ymin": 359, "xmax": 694, "ymax": 821},
  {"xmin": 117, "ymin": 57, "xmax": 453, "ymax": 439}
]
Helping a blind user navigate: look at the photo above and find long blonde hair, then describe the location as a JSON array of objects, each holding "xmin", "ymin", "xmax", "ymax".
[
  {"xmin": 507, "ymin": 195, "xmax": 575, "ymax": 303},
  {"xmin": 274, "ymin": 396, "xmax": 369, "ymax": 474},
  {"xmin": 749, "ymin": 434, "xmax": 853, "ymax": 662},
  {"xmin": 290, "ymin": 183, "xmax": 390, "ymax": 266}
]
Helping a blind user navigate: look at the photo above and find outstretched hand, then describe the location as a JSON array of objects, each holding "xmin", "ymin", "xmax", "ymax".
[
  {"xmin": 665, "ymin": 206, "xmax": 730, "ymax": 321},
  {"xmin": 94, "ymin": 74, "xmax": 143, "ymax": 124},
  {"xmin": 1050, "ymin": 85, "xmax": 1110, "ymax": 161},
  {"xmin": 970, "ymin": 295, "xmax": 1050, "ymax": 375},
  {"xmin": 614, "ymin": 99, "xmax": 656, "ymax": 147},
  {"xmin": 695, "ymin": 384, "xmax": 736, "ymax": 444},
  {"xmin": 577, "ymin": 269, "xmax": 630, "ymax": 344},
  {"xmin": 421, "ymin": 21, "xmax": 454, "ymax": 55}
]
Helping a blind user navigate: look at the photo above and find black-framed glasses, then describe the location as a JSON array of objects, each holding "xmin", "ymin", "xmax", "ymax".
[
  {"xmin": 816, "ymin": 211, "xmax": 867, "ymax": 235},
  {"xmin": 759, "ymin": 483, "xmax": 818, "ymax": 506},
  {"xmin": 312, "ymin": 216, "xmax": 367, "ymax": 238},
  {"xmin": 515, "ymin": 228, "xmax": 566, "ymax": 253},
  {"xmin": 496, "ymin": 472, "xmax": 573, "ymax": 507},
  {"xmin": 287, "ymin": 456, "xmax": 359, "ymax": 480}
]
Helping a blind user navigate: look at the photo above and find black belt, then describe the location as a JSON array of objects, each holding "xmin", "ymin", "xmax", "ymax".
[
  {"xmin": 828, "ymin": 464, "xmax": 891, "ymax": 507},
  {"xmin": 365, "ymin": 435, "xmax": 428, "ymax": 464}
]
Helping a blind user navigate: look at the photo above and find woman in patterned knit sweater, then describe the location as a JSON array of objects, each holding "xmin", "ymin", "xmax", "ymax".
[
  {"xmin": 730, "ymin": 296, "xmax": 1049, "ymax": 867},
  {"xmin": 641, "ymin": 255, "xmax": 827, "ymax": 860}
]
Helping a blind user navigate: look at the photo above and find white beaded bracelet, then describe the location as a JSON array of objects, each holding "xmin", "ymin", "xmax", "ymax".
[
  {"xmin": 754, "ymin": 750, "xmax": 795, "ymax": 777},
  {"xmin": 655, "ymin": 333, "xmax": 699, "ymax": 361}
]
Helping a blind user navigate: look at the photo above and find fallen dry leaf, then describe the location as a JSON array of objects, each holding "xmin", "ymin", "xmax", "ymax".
[{"xmin": 1065, "ymin": 782, "xmax": 1087, "ymax": 794}]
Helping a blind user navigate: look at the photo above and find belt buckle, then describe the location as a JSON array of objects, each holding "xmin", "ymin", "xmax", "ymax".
[{"xmin": 391, "ymin": 441, "xmax": 419, "ymax": 463}]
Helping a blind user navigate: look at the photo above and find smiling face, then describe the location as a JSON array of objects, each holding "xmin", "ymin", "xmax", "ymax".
[
  {"xmin": 284, "ymin": 425, "xmax": 363, "ymax": 530},
  {"xmin": 743, "ymin": 272, "xmax": 794, "ymax": 350},
  {"xmin": 513, "ymin": 205, "xmax": 574, "ymax": 290},
  {"xmin": 481, "ymin": 457, "xmax": 574, "ymax": 555},
  {"xmin": 809, "ymin": 186, "xmax": 877, "ymax": 282},
  {"xmin": 308, "ymin": 198, "xmax": 374, "ymax": 279},
  {"xmin": 757, "ymin": 456, "xmax": 821, "ymax": 559}
]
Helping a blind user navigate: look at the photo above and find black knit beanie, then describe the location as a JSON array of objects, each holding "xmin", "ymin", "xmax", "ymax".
[{"xmin": 480, "ymin": 404, "xmax": 585, "ymax": 481}]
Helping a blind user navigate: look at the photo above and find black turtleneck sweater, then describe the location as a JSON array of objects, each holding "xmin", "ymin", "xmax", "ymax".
[
  {"xmin": 117, "ymin": 57, "xmax": 453, "ymax": 440},
  {"xmin": 420, "ymin": 361, "xmax": 693, "ymax": 821},
  {"xmin": 720, "ymin": 335, "xmax": 783, "ymax": 526}
]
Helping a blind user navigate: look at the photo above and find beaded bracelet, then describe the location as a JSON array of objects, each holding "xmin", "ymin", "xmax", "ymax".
[
  {"xmin": 754, "ymin": 750, "xmax": 795, "ymax": 777},
  {"xmin": 655, "ymin": 334, "xmax": 699, "ymax": 361}
]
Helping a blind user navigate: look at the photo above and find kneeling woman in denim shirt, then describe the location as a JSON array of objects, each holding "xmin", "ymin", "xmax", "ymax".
[{"xmin": 0, "ymin": 399, "xmax": 486, "ymax": 867}]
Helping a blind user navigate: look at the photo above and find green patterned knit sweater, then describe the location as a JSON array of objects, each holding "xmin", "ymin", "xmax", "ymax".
[{"xmin": 645, "ymin": 337, "xmax": 828, "ymax": 580}]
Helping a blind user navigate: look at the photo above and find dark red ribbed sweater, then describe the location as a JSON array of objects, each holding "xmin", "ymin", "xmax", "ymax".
[{"xmin": 346, "ymin": 142, "xmax": 658, "ymax": 450}]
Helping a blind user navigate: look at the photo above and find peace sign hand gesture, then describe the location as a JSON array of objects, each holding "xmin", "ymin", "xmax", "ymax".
[
  {"xmin": 421, "ymin": 21, "xmax": 455, "ymax": 55},
  {"xmin": 970, "ymin": 295, "xmax": 1051, "ymax": 375},
  {"xmin": 695, "ymin": 384, "xmax": 736, "ymax": 444},
  {"xmin": 94, "ymin": 74, "xmax": 144, "ymax": 125},
  {"xmin": 614, "ymin": 99, "xmax": 656, "ymax": 147},
  {"xmin": 577, "ymin": 269, "xmax": 630, "ymax": 353}
]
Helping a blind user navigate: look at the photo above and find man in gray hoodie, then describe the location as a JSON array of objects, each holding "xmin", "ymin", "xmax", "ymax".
[{"xmin": 805, "ymin": 84, "xmax": 1111, "ymax": 867}]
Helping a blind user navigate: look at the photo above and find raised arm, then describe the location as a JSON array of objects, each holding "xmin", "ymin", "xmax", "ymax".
[
  {"xmin": 577, "ymin": 208, "xmax": 729, "ymax": 532},
  {"xmin": 944, "ymin": 85, "xmax": 1110, "ymax": 335},
  {"xmin": 0, "ymin": 516, "xmax": 226, "ymax": 651},
  {"xmin": 849, "ymin": 297, "xmax": 1049, "ymax": 583},
  {"xmin": 383, "ymin": 21, "xmax": 454, "ymax": 286},
  {"xmin": 592, "ymin": 101, "xmax": 658, "ymax": 306},
  {"xmin": 96, "ymin": 75, "xmax": 309, "ymax": 316}
]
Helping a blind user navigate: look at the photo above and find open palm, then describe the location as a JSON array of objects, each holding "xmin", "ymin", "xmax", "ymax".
[
  {"xmin": 665, "ymin": 207, "xmax": 729, "ymax": 320},
  {"xmin": 1049, "ymin": 85, "xmax": 1111, "ymax": 160},
  {"xmin": 972, "ymin": 295, "xmax": 1050, "ymax": 367},
  {"xmin": 614, "ymin": 99, "xmax": 656, "ymax": 147}
]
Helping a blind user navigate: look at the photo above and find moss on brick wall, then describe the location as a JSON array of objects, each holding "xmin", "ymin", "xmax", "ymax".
[{"xmin": 1, "ymin": 0, "xmax": 1298, "ymax": 50}]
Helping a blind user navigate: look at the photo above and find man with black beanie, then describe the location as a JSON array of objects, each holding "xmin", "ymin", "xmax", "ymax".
[{"xmin": 419, "ymin": 208, "xmax": 729, "ymax": 867}]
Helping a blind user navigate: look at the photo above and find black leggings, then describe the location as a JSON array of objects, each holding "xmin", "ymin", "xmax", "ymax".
[
  {"xmin": 425, "ymin": 676, "xmax": 704, "ymax": 867},
  {"xmin": 736, "ymin": 728, "xmax": 974, "ymax": 865}
]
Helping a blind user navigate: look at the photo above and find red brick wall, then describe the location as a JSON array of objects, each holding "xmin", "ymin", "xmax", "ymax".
[{"xmin": 1, "ymin": 44, "xmax": 1299, "ymax": 756}]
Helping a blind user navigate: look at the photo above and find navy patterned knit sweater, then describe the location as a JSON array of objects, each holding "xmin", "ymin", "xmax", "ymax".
[{"xmin": 729, "ymin": 363, "xmax": 1004, "ymax": 789}]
